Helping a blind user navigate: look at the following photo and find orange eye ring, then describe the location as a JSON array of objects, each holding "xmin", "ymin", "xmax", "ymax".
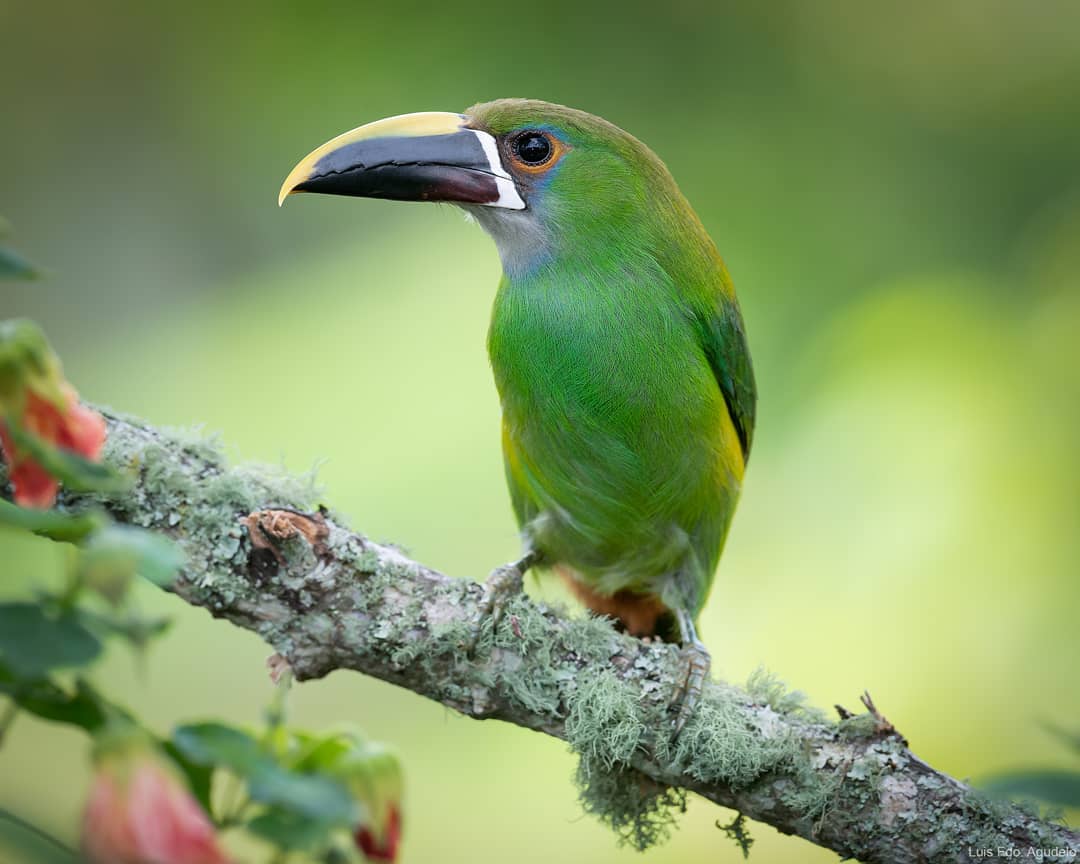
[{"xmin": 507, "ymin": 130, "xmax": 567, "ymax": 174}]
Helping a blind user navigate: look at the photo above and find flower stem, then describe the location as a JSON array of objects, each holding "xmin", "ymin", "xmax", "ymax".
[
  {"xmin": 0, "ymin": 807, "xmax": 78, "ymax": 857},
  {"xmin": 217, "ymin": 772, "xmax": 251, "ymax": 828},
  {"xmin": 56, "ymin": 546, "xmax": 83, "ymax": 612},
  {"xmin": 0, "ymin": 699, "xmax": 18, "ymax": 748}
]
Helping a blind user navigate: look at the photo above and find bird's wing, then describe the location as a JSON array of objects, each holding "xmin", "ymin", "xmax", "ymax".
[{"xmin": 696, "ymin": 293, "xmax": 757, "ymax": 459}]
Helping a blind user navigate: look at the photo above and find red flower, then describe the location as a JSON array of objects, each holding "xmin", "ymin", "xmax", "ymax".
[
  {"xmin": 355, "ymin": 805, "xmax": 401, "ymax": 862},
  {"xmin": 330, "ymin": 735, "xmax": 403, "ymax": 862},
  {"xmin": 0, "ymin": 383, "xmax": 106, "ymax": 508},
  {"xmin": 81, "ymin": 747, "xmax": 232, "ymax": 864}
]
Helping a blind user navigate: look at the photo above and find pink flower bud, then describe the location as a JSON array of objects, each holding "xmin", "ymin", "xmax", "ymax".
[{"xmin": 81, "ymin": 747, "xmax": 231, "ymax": 864}]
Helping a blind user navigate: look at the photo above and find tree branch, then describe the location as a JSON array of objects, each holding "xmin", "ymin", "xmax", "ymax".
[{"xmin": 4, "ymin": 408, "xmax": 1077, "ymax": 863}]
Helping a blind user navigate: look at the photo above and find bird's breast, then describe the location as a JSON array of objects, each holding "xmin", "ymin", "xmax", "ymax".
[{"xmin": 488, "ymin": 271, "xmax": 742, "ymax": 590}]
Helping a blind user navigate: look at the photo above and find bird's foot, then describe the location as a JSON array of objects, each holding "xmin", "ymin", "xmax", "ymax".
[
  {"xmin": 467, "ymin": 551, "xmax": 541, "ymax": 657},
  {"xmin": 670, "ymin": 609, "xmax": 711, "ymax": 739}
]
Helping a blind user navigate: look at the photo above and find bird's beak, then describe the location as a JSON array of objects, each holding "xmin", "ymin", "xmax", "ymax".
[{"xmin": 278, "ymin": 111, "xmax": 525, "ymax": 210}]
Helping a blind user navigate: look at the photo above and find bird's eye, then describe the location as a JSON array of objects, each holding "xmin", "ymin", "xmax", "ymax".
[{"xmin": 512, "ymin": 131, "xmax": 554, "ymax": 166}]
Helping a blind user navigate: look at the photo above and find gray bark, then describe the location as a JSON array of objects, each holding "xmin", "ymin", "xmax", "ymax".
[{"xmin": 4, "ymin": 408, "xmax": 1077, "ymax": 864}]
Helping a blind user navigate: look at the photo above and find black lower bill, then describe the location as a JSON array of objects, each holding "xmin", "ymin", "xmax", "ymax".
[{"xmin": 292, "ymin": 130, "xmax": 503, "ymax": 205}]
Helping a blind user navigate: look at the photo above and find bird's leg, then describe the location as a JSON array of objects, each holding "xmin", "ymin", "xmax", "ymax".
[
  {"xmin": 671, "ymin": 608, "xmax": 711, "ymax": 738},
  {"xmin": 467, "ymin": 550, "xmax": 542, "ymax": 656}
]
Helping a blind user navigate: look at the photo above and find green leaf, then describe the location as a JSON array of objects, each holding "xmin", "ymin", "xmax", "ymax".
[
  {"xmin": 0, "ymin": 808, "xmax": 79, "ymax": 864},
  {"xmin": 161, "ymin": 739, "xmax": 215, "ymax": 816},
  {"xmin": 0, "ymin": 663, "xmax": 112, "ymax": 732},
  {"xmin": 172, "ymin": 723, "xmax": 358, "ymax": 826},
  {"xmin": 3, "ymin": 418, "xmax": 130, "ymax": 495},
  {"xmin": 284, "ymin": 731, "xmax": 347, "ymax": 773},
  {"xmin": 983, "ymin": 770, "xmax": 1080, "ymax": 807},
  {"xmin": 1042, "ymin": 722, "xmax": 1080, "ymax": 756},
  {"xmin": 0, "ymin": 498, "xmax": 106, "ymax": 543},
  {"xmin": 0, "ymin": 246, "xmax": 39, "ymax": 280},
  {"xmin": 78, "ymin": 525, "xmax": 184, "ymax": 604},
  {"xmin": 172, "ymin": 722, "xmax": 268, "ymax": 776},
  {"xmin": 0, "ymin": 320, "xmax": 57, "ymax": 391},
  {"xmin": 246, "ymin": 807, "xmax": 340, "ymax": 851},
  {"xmin": 290, "ymin": 731, "xmax": 402, "ymax": 814},
  {"xmin": 0, "ymin": 319, "xmax": 64, "ymax": 416},
  {"xmin": 248, "ymin": 765, "xmax": 358, "ymax": 824},
  {"xmin": 83, "ymin": 526, "xmax": 183, "ymax": 586},
  {"xmin": 0, "ymin": 603, "xmax": 102, "ymax": 676},
  {"xmin": 77, "ymin": 607, "xmax": 172, "ymax": 647}
]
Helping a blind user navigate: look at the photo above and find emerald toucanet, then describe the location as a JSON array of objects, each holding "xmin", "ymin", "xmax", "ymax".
[{"xmin": 280, "ymin": 100, "xmax": 756, "ymax": 730}]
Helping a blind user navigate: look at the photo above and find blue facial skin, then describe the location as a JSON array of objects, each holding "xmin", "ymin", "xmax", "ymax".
[{"xmin": 488, "ymin": 123, "xmax": 577, "ymax": 278}]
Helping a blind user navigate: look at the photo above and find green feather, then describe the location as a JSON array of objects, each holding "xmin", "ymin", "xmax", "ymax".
[
  {"xmin": 471, "ymin": 100, "xmax": 756, "ymax": 624},
  {"xmin": 695, "ymin": 274, "xmax": 756, "ymax": 458}
]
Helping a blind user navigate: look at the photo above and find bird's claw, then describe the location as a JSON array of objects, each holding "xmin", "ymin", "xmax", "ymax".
[
  {"xmin": 670, "ymin": 608, "xmax": 711, "ymax": 739},
  {"xmin": 466, "ymin": 552, "xmax": 539, "ymax": 657},
  {"xmin": 671, "ymin": 641, "xmax": 710, "ymax": 738}
]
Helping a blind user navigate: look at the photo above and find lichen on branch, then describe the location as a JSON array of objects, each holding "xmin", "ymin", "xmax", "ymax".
[{"xmin": 2, "ymin": 407, "xmax": 1077, "ymax": 864}]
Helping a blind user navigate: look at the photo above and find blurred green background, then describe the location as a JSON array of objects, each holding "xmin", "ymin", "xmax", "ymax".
[{"xmin": 2, "ymin": 0, "xmax": 1078, "ymax": 861}]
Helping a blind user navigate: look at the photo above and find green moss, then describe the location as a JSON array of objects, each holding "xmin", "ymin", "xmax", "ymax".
[
  {"xmin": 928, "ymin": 788, "xmax": 1073, "ymax": 854},
  {"xmin": 576, "ymin": 757, "xmax": 686, "ymax": 851},
  {"xmin": 492, "ymin": 594, "xmax": 553, "ymax": 657},
  {"xmin": 426, "ymin": 618, "xmax": 473, "ymax": 656},
  {"xmin": 389, "ymin": 641, "xmax": 424, "ymax": 668},
  {"xmin": 563, "ymin": 665, "xmax": 689, "ymax": 850},
  {"xmin": 782, "ymin": 758, "xmax": 843, "ymax": 824},
  {"xmin": 745, "ymin": 667, "xmax": 825, "ymax": 722},
  {"xmin": 717, "ymin": 812, "xmax": 755, "ymax": 859},
  {"xmin": 464, "ymin": 598, "xmax": 625, "ymax": 722},
  {"xmin": 157, "ymin": 424, "xmax": 226, "ymax": 464},
  {"xmin": 68, "ymin": 418, "xmax": 321, "ymax": 611},
  {"xmin": 488, "ymin": 597, "xmax": 563, "ymax": 717},
  {"xmin": 68, "ymin": 413, "xmax": 1080, "ymax": 859},
  {"xmin": 349, "ymin": 558, "xmax": 406, "ymax": 612},
  {"xmin": 566, "ymin": 666, "xmax": 647, "ymax": 769},
  {"xmin": 662, "ymin": 688, "xmax": 802, "ymax": 791},
  {"xmin": 559, "ymin": 642, "xmax": 845, "ymax": 850},
  {"xmin": 558, "ymin": 612, "xmax": 621, "ymax": 665},
  {"xmin": 837, "ymin": 712, "xmax": 879, "ymax": 741}
]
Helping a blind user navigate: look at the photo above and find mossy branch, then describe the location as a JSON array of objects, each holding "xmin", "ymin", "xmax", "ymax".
[{"xmin": 3, "ymin": 408, "xmax": 1078, "ymax": 864}]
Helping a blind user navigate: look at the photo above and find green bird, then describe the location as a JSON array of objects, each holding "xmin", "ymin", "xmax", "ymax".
[{"xmin": 280, "ymin": 100, "xmax": 755, "ymax": 730}]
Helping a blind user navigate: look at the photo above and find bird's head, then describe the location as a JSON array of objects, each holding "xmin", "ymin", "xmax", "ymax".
[{"xmin": 280, "ymin": 98, "xmax": 703, "ymax": 276}]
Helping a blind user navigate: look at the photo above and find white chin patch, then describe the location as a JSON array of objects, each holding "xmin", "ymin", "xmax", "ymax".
[{"xmin": 469, "ymin": 129, "xmax": 526, "ymax": 210}]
